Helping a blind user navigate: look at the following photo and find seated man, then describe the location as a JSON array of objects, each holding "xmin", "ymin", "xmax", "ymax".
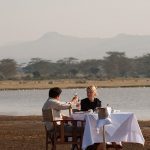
[
  {"xmin": 42, "ymin": 87, "xmax": 84, "ymax": 150},
  {"xmin": 42, "ymin": 87, "xmax": 78, "ymax": 131},
  {"xmin": 81, "ymin": 85, "xmax": 101, "ymax": 112}
]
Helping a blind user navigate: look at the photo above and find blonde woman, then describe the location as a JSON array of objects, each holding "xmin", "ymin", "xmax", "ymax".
[{"xmin": 81, "ymin": 85, "xmax": 101, "ymax": 111}]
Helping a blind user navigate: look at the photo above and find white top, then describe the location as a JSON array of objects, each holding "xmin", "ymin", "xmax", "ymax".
[{"xmin": 42, "ymin": 98, "xmax": 71, "ymax": 130}]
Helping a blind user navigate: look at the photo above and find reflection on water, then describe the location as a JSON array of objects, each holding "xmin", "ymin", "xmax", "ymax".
[{"xmin": 0, "ymin": 87, "xmax": 150, "ymax": 120}]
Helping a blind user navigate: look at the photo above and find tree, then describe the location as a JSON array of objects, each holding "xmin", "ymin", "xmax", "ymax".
[
  {"xmin": 57, "ymin": 57, "xmax": 78, "ymax": 64},
  {"xmin": 79, "ymin": 59, "xmax": 102, "ymax": 75},
  {"xmin": 89, "ymin": 67, "xmax": 99, "ymax": 75},
  {"xmin": 134, "ymin": 54, "xmax": 150, "ymax": 77},
  {"xmin": 103, "ymin": 51, "xmax": 131, "ymax": 78},
  {"xmin": 69, "ymin": 68, "xmax": 79, "ymax": 77},
  {"xmin": 24, "ymin": 58, "xmax": 52, "ymax": 78},
  {"xmin": 0, "ymin": 59, "xmax": 17, "ymax": 79},
  {"xmin": 33, "ymin": 71, "xmax": 41, "ymax": 79}
]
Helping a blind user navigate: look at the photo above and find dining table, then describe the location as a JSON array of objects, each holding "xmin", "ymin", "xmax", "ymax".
[{"xmin": 71, "ymin": 111, "xmax": 145, "ymax": 150}]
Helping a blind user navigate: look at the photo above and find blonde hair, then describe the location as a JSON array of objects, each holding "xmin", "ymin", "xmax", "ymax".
[{"xmin": 86, "ymin": 85, "xmax": 97, "ymax": 96}]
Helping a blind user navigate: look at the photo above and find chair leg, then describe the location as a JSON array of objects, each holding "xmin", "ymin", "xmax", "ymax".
[
  {"xmin": 46, "ymin": 131, "xmax": 54, "ymax": 150},
  {"xmin": 50, "ymin": 138, "xmax": 55, "ymax": 150},
  {"xmin": 102, "ymin": 126, "xmax": 106, "ymax": 150},
  {"xmin": 46, "ymin": 132, "xmax": 48, "ymax": 150},
  {"xmin": 46, "ymin": 142, "xmax": 48, "ymax": 150},
  {"xmin": 75, "ymin": 144, "xmax": 81, "ymax": 150},
  {"xmin": 80, "ymin": 137, "xmax": 83, "ymax": 150},
  {"xmin": 51, "ymin": 133, "xmax": 56, "ymax": 150},
  {"xmin": 79, "ymin": 143, "xmax": 82, "ymax": 150},
  {"xmin": 51, "ymin": 144, "xmax": 56, "ymax": 150},
  {"xmin": 71, "ymin": 144, "xmax": 78, "ymax": 150}
]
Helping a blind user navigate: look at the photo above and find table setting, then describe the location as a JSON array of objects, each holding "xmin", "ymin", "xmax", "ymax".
[{"xmin": 71, "ymin": 107, "xmax": 145, "ymax": 149}]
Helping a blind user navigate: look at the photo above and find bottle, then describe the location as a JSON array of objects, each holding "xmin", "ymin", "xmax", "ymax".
[
  {"xmin": 76, "ymin": 98, "xmax": 81, "ymax": 110},
  {"xmin": 106, "ymin": 104, "xmax": 112, "ymax": 115},
  {"xmin": 73, "ymin": 92, "xmax": 81, "ymax": 111}
]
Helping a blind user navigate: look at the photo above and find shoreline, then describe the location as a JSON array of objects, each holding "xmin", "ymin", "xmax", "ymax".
[{"xmin": 0, "ymin": 78, "xmax": 150, "ymax": 90}]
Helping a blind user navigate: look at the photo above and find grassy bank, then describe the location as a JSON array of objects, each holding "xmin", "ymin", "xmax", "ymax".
[
  {"xmin": 0, "ymin": 116, "xmax": 149, "ymax": 150},
  {"xmin": 0, "ymin": 78, "xmax": 150, "ymax": 90}
]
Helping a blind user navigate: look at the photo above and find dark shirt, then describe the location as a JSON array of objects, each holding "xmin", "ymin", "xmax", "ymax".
[{"xmin": 81, "ymin": 98, "xmax": 101, "ymax": 111}]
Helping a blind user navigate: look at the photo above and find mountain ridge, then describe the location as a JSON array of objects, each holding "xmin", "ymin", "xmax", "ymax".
[{"xmin": 0, "ymin": 32, "xmax": 150, "ymax": 62}]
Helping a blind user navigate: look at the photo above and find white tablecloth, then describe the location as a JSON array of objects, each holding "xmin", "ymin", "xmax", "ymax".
[{"xmin": 72, "ymin": 112, "xmax": 145, "ymax": 149}]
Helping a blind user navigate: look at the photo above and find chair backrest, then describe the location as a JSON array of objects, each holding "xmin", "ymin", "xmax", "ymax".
[
  {"xmin": 42, "ymin": 108, "xmax": 54, "ymax": 122},
  {"xmin": 42, "ymin": 107, "xmax": 72, "ymax": 122}
]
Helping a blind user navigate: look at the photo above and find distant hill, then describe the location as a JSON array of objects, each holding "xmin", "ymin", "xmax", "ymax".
[{"xmin": 0, "ymin": 32, "xmax": 150, "ymax": 62}]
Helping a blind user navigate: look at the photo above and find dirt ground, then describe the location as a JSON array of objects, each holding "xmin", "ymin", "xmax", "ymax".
[{"xmin": 0, "ymin": 116, "xmax": 149, "ymax": 150}]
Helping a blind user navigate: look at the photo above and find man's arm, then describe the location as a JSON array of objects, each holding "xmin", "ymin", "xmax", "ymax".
[
  {"xmin": 51, "ymin": 96, "xmax": 78, "ymax": 110},
  {"xmin": 51, "ymin": 100, "xmax": 71, "ymax": 110}
]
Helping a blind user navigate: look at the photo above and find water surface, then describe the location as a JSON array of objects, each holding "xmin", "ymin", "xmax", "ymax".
[{"xmin": 0, "ymin": 87, "xmax": 149, "ymax": 120}]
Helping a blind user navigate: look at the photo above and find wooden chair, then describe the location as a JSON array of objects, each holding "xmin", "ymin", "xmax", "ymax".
[{"xmin": 42, "ymin": 108, "xmax": 85, "ymax": 150}]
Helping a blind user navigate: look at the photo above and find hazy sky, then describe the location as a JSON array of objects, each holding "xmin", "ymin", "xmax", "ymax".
[{"xmin": 0, "ymin": 0, "xmax": 150, "ymax": 45}]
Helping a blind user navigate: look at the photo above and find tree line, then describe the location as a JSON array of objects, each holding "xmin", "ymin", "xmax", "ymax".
[{"xmin": 0, "ymin": 51, "xmax": 150, "ymax": 80}]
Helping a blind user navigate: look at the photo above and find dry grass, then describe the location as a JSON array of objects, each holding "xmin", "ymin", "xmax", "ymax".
[
  {"xmin": 0, "ymin": 116, "xmax": 149, "ymax": 150},
  {"xmin": 0, "ymin": 78, "xmax": 150, "ymax": 90}
]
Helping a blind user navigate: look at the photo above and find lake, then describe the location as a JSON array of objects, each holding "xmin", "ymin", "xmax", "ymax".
[{"xmin": 0, "ymin": 87, "xmax": 149, "ymax": 120}]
